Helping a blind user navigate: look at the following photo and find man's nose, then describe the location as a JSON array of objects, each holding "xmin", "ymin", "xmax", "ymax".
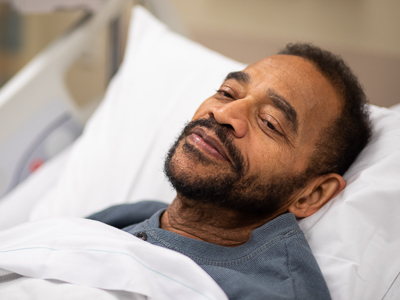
[{"xmin": 208, "ymin": 98, "xmax": 254, "ymax": 138}]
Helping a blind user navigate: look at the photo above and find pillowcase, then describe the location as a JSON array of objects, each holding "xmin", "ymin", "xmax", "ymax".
[
  {"xmin": 29, "ymin": 5, "xmax": 400, "ymax": 300},
  {"xmin": 29, "ymin": 6, "xmax": 245, "ymax": 219}
]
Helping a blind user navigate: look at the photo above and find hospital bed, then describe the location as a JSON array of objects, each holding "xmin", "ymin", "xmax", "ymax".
[{"xmin": 1, "ymin": 2, "xmax": 400, "ymax": 299}]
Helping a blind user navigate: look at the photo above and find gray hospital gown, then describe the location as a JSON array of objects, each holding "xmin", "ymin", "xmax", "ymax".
[{"xmin": 89, "ymin": 202, "xmax": 331, "ymax": 299}]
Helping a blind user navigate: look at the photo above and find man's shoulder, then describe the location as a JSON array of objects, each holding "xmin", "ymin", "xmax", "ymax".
[{"xmin": 86, "ymin": 201, "xmax": 169, "ymax": 229}]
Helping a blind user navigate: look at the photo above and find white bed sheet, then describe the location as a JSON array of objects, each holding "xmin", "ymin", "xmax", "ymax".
[
  {"xmin": 0, "ymin": 277, "xmax": 147, "ymax": 300},
  {"xmin": 0, "ymin": 217, "xmax": 228, "ymax": 300},
  {"xmin": 0, "ymin": 146, "xmax": 71, "ymax": 230}
]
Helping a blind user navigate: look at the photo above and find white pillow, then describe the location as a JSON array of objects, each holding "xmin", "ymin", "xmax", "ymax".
[
  {"xmin": 29, "ymin": 6, "xmax": 245, "ymax": 219},
  {"xmin": 29, "ymin": 6, "xmax": 400, "ymax": 300}
]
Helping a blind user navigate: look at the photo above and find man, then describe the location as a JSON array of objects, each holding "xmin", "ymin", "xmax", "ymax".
[{"xmin": 89, "ymin": 43, "xmax": 371, "ymax": 299}]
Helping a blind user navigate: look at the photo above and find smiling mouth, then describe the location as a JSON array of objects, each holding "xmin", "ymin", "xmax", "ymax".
[{"xmin": 187, "ymin": 128, "xmax": 230, "ymax": 162}]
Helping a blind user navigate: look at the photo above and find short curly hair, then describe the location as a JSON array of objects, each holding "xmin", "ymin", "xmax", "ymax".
[{"xmin": 278, "ymin": 43, "xmax": 372, "ymax": 176}]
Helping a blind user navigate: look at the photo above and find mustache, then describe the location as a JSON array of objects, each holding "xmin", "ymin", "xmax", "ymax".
[{"xmin": 181, "ymin": 118, "xmax": 245, "ymax": 176}]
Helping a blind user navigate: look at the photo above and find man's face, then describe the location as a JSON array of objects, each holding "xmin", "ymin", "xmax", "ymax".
[{"xmin": 164, "ymin": 55, "xmax": 342, "ymax": 218}]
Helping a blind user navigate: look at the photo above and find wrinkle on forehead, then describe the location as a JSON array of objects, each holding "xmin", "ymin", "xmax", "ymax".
[
  {"xmin": 265, "ymin": 55, "xmax": 342, "ymax": 105},
  {"xmin": 262, "ymin": 56, "xmax": 323, "ymax": 105}
]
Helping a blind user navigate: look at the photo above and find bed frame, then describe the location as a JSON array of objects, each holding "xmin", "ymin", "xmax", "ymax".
[{"xmin": 0, "ymin": 0, "xmax": 128, "ymax": 198}]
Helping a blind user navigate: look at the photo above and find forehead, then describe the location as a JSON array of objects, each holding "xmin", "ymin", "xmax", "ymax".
[{"xmin": 242, "ymin": 55, "xmax": 342, "ymax": 144}]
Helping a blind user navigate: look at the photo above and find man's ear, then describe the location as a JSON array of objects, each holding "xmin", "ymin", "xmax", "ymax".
[{"xmin": 288, "ymin": 173, "xmax": 346, "ymax": 218}]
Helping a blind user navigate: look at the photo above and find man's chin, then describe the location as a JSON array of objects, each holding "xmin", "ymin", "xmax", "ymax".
[{"xmin": 165, "ymin": 146, "xmax": 237, "ymax": 202}]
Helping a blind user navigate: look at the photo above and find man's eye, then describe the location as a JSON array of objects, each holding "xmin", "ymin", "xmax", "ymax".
[
  {"xmin": 264, "ymin": 120, "xmax": 279, "ymax": 133},
  {"xmin": 217, "ymin": 90, "xmax": 233, "ymax": 99},
  {"xmin": 265, "ymin": 121, "xmax": 276, "ymax": 131}
]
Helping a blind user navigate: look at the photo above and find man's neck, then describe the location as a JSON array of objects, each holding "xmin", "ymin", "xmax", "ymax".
[{"xmin": 160, "ymin": 196, "xmax": 275, "ymax": 247}]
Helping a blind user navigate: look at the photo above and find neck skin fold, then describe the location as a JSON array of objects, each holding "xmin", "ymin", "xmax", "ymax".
[{"xmin": 160, "ymin": 195, "xmax": 278, "ymax": 247}]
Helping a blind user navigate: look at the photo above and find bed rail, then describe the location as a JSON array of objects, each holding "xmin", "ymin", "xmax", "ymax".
[{"xmin": 0, "ymin": 0, "xmax": 128, "ymax": 198}]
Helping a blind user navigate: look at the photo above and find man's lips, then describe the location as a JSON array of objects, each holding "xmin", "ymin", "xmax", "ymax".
[{"xmin": 188, "ymin": 127, "xmax": 230, "ymax": 162}]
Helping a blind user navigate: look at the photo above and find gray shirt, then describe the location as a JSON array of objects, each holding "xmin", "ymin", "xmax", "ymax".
[{"xmin": 122, "ymin": 209, "xmax": 331, "ymax": 300}]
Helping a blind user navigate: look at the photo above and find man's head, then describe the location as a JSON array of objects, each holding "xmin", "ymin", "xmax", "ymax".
[{"xmin": 164, "ymin": 43, "xmax": 371, "ymax": 220}]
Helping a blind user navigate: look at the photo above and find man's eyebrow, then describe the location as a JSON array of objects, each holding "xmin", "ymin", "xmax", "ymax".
[
  {"xmin": 267, "ymin": 89, "xmax": 298, "ymax": 134},
  {"xmin": 224, "ymin": 71, "xmax": 251, "ymax": 84}
]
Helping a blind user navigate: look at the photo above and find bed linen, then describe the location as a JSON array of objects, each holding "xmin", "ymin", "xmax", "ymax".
[
  {"xmin": 0, "ymin": 146, "xmax": 72, "ymax": 230},
  {"xmin": 0, "ymin": 217, "xmax": 228, "ymax": 300}
]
